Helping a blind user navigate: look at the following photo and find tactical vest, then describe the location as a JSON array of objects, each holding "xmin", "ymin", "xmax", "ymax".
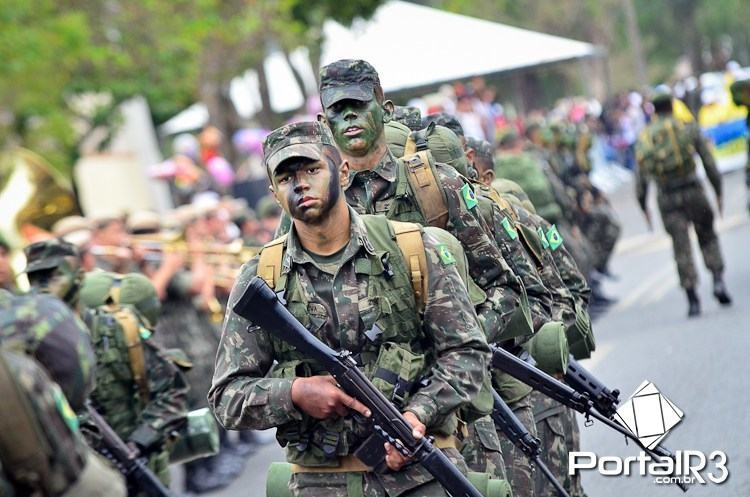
[
  {"xmin": 257, "ymin": 215, "xmax": 452, "ymax": 466},
  {"xmin": 637, "ymin": 117, "xmax": 697, "ymax": 185}
]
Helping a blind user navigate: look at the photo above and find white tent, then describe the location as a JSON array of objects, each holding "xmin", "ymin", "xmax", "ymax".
[{"xmin": 160, "ymin": 0, "xmax": 599, "ymax": 134}]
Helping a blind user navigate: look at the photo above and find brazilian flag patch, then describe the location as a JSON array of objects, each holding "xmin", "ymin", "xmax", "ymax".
[
  {"xmin": 545, "ymin": 224, "xmax": 564, "ymax": 251},
  {"xmin": 501, "ymin": 217, "xmax": 518, "ymax": 240},
  {"xmin": 537, "ymin": 227, "xmax": 550, "ymax": 250},
  {"xmin": 461, "ymin": 183, "xmax": 478, "ymax": 209},
  {"xmin": 436, "ymin": 244, "xmax": 456, "ymax": 266},
  {"xmin": 53, "ymin": 386, "xmax": 79, "ymax": 433},
  {"xmin": 139, "ymin": 327, "xmax": 152, "ymax": 340}
]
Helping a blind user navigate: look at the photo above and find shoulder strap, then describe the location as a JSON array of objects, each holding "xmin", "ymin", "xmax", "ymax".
[
  {"xmin": 257, "ymin": 234, "xmax": 288, "ymax": 290},
  {"xmin": 389, "ymin": 221, "xmax": 428, "ymax": 314},
  {"xmin": 0, "ymin": 353, "xmax": 53, "ymax": 491},
  {"xmin": 403, "ymin": 133, "xmax": 418, "ymax": 157},
  {"xmin": 401, "ymin": 151, "xmax": 449, "ymax": 229},
  {"xmin": 112, "ymin": 308, "xmax": 149, "ymax": 406}
]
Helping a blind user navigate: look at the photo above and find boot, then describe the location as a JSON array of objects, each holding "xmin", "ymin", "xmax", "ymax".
[
  {"xmin": 686, "ymin": 288, "xmax": 701, "ymax": 318},
  {"xmin": 713, "ymin": 277, "xmax": 732, "ymax": 306}
]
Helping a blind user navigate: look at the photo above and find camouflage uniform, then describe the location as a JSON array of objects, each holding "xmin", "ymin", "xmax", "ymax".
[
  {"xmin": 79, "ymin": 272, "xmax": 188, "ymax": 486},
  {"xmin": 319, "ymin": 60, "xmax": 536, "ymax": 495},
  {"xmin": 0, "ymin": 349, "xmax": 126, "ymax": 497},
  {"xmin": 210, "ymin": 121, "xmax": 490, "ymax": 497},
  {"xmin": 0, "ymin": 291, "xmax": 94, "ymax": 412},
  {"xmin": 635, "ymin": 111, "xmax": 725, "ymax": 291}
]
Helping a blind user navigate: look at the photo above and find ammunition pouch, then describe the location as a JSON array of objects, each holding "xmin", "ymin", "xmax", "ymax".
[
  {"xmin": 500, "ymin": 279, "xmax": 534, "ymax": 344},
  {"xmin": 169, "ymin": 408, "xmax": 220, "ymax": 464},
  {"xmin": 529, "ymin": 321, "xmax": 570, "ymax": 376},
  {"xmin": 566, "ymin": 302, "xmax": 595, "ymax": 360},
  {"xmin": 371, "ymin": 342, "xmax": 426, "ymax": 409}
]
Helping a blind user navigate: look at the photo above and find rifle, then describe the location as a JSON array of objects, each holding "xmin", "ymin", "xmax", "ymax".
[
  {"xmin": 490, "ymin": 390, "xmax": 570, "ymax": 497},
  {"xmin": 491, "ymin": 346, "xmax": 688, "ymax": 492},
  {"xmin": 85, "ymin": 402, "xmax": 174, "ymax": 497},
  {"xmin": 234, "ymin": 276, "xmax": 483, "ymax": 497}
]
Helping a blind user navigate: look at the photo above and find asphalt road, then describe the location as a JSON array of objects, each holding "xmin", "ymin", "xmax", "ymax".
[{"xmin": 196, "ymin": 166, "xmax": 749, "ymax": 497}]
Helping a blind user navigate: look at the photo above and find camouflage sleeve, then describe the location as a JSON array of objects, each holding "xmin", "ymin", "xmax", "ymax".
[
  {"xmin": 692, "ymin": 124, "xmax": 722, "ymax": 198},
  {"xmin": 404, "ymin": 231, "xmax": 490, "ymax": 427},
  {"xmin": 208, "ymin": 260, "xmax": 302, "ymax": 431},
  {"xmin": 274, "ymin": 211, "xmax": 293, "ymax": 238},
  {"xmin": 436, "ymin": 165, "xmax": 526, "ymax": 344},
  {"xmin": 128, "ymin": 340, "xmax": 188, "ymax": 451}
]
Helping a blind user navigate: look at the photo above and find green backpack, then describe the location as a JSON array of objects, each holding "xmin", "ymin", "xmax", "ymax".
[{"xmin": 494, "ymin": 152, "xmax": 562, "ymax": 223}]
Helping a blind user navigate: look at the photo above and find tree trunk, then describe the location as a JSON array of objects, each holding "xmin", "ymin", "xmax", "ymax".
[
  {"xmin": 622, "ymin": 0, "xmax": 648, "ymax": 87},
  {"xmin": 255, "ymin": 55, "xmax": 277, "ymax": 130}
]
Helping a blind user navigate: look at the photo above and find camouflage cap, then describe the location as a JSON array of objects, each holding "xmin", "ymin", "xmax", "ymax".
[
  {"xmin": 466, "ymin": 137, "xmax": 494, "ymax": 163},
  {"xmin": 393, "ymin": 106, "xmax": 423, "ymax": 131},
  {"xmin": 423, "ymin": 113, "xmax": 464, "ymax": 138},
  {"xmin": 263, "ymin": 121, "xmax": 336, "ymax": 175},
  {"xmin": 23, "ymin": 239, "xmax": 79, "ymax": 273},
  {"xmin": 319, "ymin": 59, "xmax": 380, "ymax": 108}
]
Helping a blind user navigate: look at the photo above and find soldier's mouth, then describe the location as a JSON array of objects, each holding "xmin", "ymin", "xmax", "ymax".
[{"xmin": 344, "ymin": 126, "xmax": 363, "ymax": 137}]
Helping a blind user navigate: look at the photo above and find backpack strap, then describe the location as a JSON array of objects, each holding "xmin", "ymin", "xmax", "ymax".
[
  {"xmin": 390, "ymin": 221, "xmax": 428, "ymax": 314},
  {"xmin": 257, "ymin": 234, "xmax": 288, "ymax": 290},
  {"xmin": 403, "ymin": 133, "xmax": 418, "ymax": 157},
  {"xmin": 401, "ymin": 151, "xmax": 449, "ymax": 229},
  {"xmin": 0, "ymin": 353, "xmax": 53, "ymax": 492},
  {"xmin": 113, "ymin": 308, "xmax": 150, "ymax": 406}
]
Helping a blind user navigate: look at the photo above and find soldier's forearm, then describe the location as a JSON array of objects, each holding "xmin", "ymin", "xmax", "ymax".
[{"xmin": 209, "ymin": 377, "xmax": 301, "ymax": 430}]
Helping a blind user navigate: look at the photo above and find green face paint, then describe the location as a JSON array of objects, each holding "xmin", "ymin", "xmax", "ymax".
[{"xmin": 324, "ymin": 97, "xmax": 386, "ymax": 157}]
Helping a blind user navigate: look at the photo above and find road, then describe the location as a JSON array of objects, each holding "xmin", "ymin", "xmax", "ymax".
[{"xmin": 194, "ymin": 167, "xmax": 748, "ymax": 497}]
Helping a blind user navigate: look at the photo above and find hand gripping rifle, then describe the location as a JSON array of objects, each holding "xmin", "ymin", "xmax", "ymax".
[
  {"xmin": 491, "ymin": 346, "xmax": 689, "ymax": 492},
  {"xmin": 233, "ymin": 276, "xmax": 483, "ymax": 497},
  {"xmin": 490, "ymin": 390, "xmax": 570, "ymax": 497},
  {"xmin": 85, "ymin": 402, "xmax": 174, "ymax": 497}
]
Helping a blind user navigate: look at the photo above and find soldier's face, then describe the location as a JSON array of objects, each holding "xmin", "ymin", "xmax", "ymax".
[
  {"xmin": 323, "ymin": 96, "xmax": 390, "ymax": 156},
  {"xmin": 272, "ymin": 152, "xmax": 348, "ymax": 225}
]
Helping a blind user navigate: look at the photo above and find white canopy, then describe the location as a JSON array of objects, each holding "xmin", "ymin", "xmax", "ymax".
[{"xmin": 160, "ymin": 1, "xmax": 599, "ymax": 135}]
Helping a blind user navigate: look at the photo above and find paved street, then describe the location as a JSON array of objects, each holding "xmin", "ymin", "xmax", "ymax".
[{"xmin": 200, "ymin": 167, "xmax": 749, "ymax": 497}]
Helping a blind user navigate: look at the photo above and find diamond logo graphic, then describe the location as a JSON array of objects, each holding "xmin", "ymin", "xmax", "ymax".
[{"xmin": 613, "ymin": 380, "xmax": 684, "ymax": 450}]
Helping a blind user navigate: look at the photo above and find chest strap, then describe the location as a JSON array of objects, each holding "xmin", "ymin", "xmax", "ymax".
[{"xmin": 390, "ymin": 221, "xmax": 428, "ymax": 315}]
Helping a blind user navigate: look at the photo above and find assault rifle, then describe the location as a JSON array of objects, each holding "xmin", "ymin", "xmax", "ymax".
[
  {"xmin": 85, "ymin": 402, "xmax": 174, "ymax": 497},
  {"xmin": 234, "ymin": 276, "xmax": 483, "ymax": 497},
  {"xmin": 491, "ymin": 390, "xmax": 570, "ymax": 497},
  {"xmin": 490, "ymin": 346, "xmax": 689, "ymax": 492}
]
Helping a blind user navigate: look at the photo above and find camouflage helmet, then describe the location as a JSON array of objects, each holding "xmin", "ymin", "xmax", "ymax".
[
  {"xmin": 319, "ymin": 59, "xmax": 381, "ymax": 108},
  {"xmin": 423, "ymin": 113, "xmax": 465, "ymax": 138},
  {"xmin": 262, "ymin": 121, "xmax": 338, "ymax": 176},
  {"xmin": 80, "ymin": 272, "xmax": 161, "ymax": 329},
  {"xmin": 392, "ymin": 106, "xmax": 423, "ymax": 131},
  {"xmin": 23, "ymin": 239, "xmax": 83, "ymax": 306}
]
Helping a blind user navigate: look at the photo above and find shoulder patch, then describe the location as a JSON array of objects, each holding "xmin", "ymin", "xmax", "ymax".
[
  {"xmin": 460, "ymin": 183, "xmax": 478, "ymax": 209},
  {"xmin": 537, "ymin": 227, "xmax": 550, "ymax": 250},
  {"xmin": 436, "ymin": 244, "xmax": 456, "ymax": 266},
  {"xmin": 545, "ymin": 224, "xmax": 564, "ymax": 251},
  {"xmin": 500, "ymin": 216, "xmax": 518, "ymax": 240}
]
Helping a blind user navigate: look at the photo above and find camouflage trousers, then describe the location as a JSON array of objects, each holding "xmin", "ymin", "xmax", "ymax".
[
  {"xmin": 497, "ymin": 394, "xmax": 536, "ymax": 497},
  {"xmin": 530, "ymin": 393, "xmax": 587, "ymax": 497},
  {"xmin": 581, "ymin": 203, "xmax": 621, "ymax": 273},
  {"xmin": 657, "ymin": 185, "xmax": 724, "ymax": 289},
  {"xmin": 461, "ymin": 415, "xmax": 508, "ymax": 480},
  {"xmin": 288, "ymin": 448, "xmax": 468, "ymax": 497}
]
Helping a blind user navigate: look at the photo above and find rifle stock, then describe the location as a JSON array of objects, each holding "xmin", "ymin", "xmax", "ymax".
[{"xmin": 234, "ymin": 276, "xmax": 482, "ymax": 497}]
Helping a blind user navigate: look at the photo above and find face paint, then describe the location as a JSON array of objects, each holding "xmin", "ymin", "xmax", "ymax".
[
  {"xmin": 273, "ymin": 155, "xmax": 341, "ymax": 225},
  {"xmin": 324, "ymin": 97, "xmax": 386, "ymax": 156}
]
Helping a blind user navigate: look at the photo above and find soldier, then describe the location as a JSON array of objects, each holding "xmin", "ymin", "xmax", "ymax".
[
  {"xmin": 209, "ymin": 121, "xmax": 490, "ymax": 497},
  {"xmin": 0, "ymin": 234, "xmax": 16, "ymax": 292},
  {"xmin": 635, "ymin": 93, "xmax": 732, "ymax": 317},
  {"xmin": 315, "ymin": 60, "xmax": 537, "ymax": 495},
  {"xmin": 0, "ymin": 339, "xmax": 125, "ymax": 497},
  {"xmin": 24, "ymin": 239, "xmax": 188, "ymax": 487}
]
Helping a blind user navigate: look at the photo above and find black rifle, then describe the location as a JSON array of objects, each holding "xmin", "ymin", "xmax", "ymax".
[
  {"xmin": 491, "ymin": 390, "xmax": 570, "ymax": 497},
  {"xmin": 85, "ymin": 402, "xmax": 174, "ymax": 497},
  {"xmin": 234, "ymin": 276, "xmax": 482, "ymax": 497},
  {"xmin": 491, "ymin": 346, "xmax": 689, "ymax": 492}
]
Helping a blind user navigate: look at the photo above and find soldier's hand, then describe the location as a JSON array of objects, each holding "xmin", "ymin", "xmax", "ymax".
[
  {"xmin": 384, "ymin": 411, "xmax": 425, "ymax": 471},
  {"xmin": 290, "ymin": 375, "xmax": 371, "ymax": 420}
]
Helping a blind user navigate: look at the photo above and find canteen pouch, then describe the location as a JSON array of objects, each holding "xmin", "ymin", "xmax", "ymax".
[
  {"xmin": 169, "ymin": 408, "xmax": 220, "ymax": 464},
  {"xmin": 529, "ymin": 321, "xmax": 570, "ymax": 376}
]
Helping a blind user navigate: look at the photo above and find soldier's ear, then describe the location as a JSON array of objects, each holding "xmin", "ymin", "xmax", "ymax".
[
  {"xmin": 481, "ymin": 169, "xmax": 495, "ymax": 186},
  {"xmin": 382, "ymin": 100, "xmax": 394, "ymax": 123},
  {"xmin": 465, "ymin": 148, "xmax": 476, "ymax": 164},
  {"xmin": 339, "ymin": 160, "xmax": 350, "ymax": 187}
]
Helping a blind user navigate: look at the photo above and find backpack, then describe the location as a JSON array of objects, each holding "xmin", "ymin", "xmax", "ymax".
[{"xmin": 636, "ymin": 117, "xmax": 697, "ymax": 180}]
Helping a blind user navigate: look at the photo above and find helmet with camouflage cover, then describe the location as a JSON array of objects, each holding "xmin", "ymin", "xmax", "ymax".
[
  {"xmin": 79, "ymin": 272, "xmax": 161, "ymax": 329},
  {"xmin": 422, "ymin": 113, "xmax": 465, "ymax": 138},
  {"xmin": 24, "ymin": 239, "xmax": 83, "ymax": 307},
  {"xmin": 392, "ymin": 106, "xmax": 423, "ymax": 131}
]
